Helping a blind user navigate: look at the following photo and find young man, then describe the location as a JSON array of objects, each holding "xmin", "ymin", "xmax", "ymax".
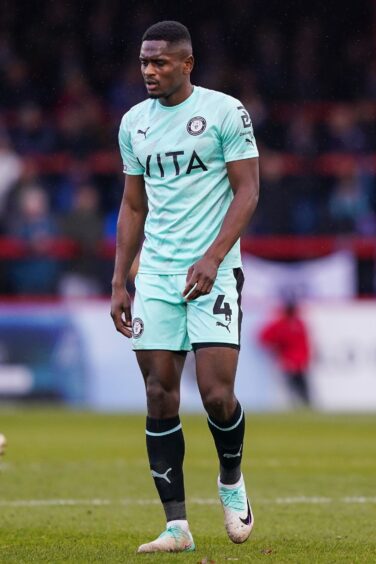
[{"xmin": 111, "ymin": 20, "xmax": 259, "ymax": 553}]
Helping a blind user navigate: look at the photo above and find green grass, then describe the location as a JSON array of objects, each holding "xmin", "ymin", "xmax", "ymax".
[{"xmin": 0, "ymin": 409, "xmax": 375, "ymax": 563}]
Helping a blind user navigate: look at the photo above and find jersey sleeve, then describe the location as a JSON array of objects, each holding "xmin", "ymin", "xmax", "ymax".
[
  {"xmin": 118, "ymin": 114, "xmax": 144, "ymax": 175},
  {"xmin": 221, "ymin": 100, "xmax": 259, "ymax": 163}
]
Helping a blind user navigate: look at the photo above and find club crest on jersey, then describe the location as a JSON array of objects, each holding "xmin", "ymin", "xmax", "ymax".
[
  {"xmin": 132, "ymin": 317, "xmax": 144, "ymax": 339},
  {"xmin": 187, "ymin": 116, "xmax": 206, "ymax": 136}
]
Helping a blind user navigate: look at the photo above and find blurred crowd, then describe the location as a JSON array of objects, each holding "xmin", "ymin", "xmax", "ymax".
[{"xmin": 0, "ymin": 0, "xmax": 375, "ymax": 295}]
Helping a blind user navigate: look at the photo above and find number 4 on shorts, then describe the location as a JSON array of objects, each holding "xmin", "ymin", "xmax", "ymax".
[{"xmin": 213, "ymin": 295, "xmax": 232, "ymax": 321}]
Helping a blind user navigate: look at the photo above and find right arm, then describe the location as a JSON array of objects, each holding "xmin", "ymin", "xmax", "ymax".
[{"xmin": 110, "ymin": 174, "xmax": 147, "ymax": 338}]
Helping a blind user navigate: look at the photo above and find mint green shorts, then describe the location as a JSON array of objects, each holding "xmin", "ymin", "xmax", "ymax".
[{"xmin": 132, "ymin": 268, "xmax": 244, "ymax": 351}]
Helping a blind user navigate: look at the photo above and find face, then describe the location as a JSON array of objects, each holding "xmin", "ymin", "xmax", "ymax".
[{"xmin": 139, "ymin": 40, "xmax": 193, "ymax": 99}]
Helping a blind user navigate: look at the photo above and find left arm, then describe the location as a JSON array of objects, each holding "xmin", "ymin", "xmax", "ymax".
[{"xmin": 183, "ymin": 157, "xmax": 259, "ymax": 301}]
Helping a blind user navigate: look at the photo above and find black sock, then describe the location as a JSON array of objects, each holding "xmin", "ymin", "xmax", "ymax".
[
  {"xmin": 207, "ymin": 401, "xmax": 245, "ymax": 485},
  {"xmin": 146, "ymin": 415, "xmax": 186, "ymax": 521}
]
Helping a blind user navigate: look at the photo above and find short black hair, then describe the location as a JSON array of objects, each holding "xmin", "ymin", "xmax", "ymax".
[{"xmin": 142, "ymin": 21, "xmax": 191, "ymax": 46}]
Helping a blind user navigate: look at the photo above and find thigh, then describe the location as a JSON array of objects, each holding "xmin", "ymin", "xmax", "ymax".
[
  {"xmin": 195, "ymin": 346, "xmax": 239, "ymax": 393},
  {"xmin": 132, "ymin": 273, "xmax": 191, "ymax": 351},
  {"xmin": 136, "ymin": 350, "xmax": 187, "ymax": 417},
  {"xmin": 136, "ymin": 349, "xmax": 187, "ymax": 387},
  {"xmin": 187, "ymin": 268, "xmax": 244, "ymax": 350},
  {"xmin": 195, "ymin": 346, "xmax": 239, "ymax": 418}
]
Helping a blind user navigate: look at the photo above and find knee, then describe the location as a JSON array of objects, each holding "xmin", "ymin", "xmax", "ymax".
[
  {"xmin": 202, "ymin": 389, "xmax": 235, "ymax": 421},
  {"xmin": 146, "ymin": 379, "xmax": 180, "ymax": 417}
]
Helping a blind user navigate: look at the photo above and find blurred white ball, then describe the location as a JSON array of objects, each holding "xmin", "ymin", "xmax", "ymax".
[{"xmin": 0, "ymin": 433, "xmax": 7, "ymax": 455}]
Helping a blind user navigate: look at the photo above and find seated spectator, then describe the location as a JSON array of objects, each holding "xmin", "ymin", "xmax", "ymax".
[
  {"xmin": 56, "ymin": 103, "xmax": 104, "ymax": 156},
  {"xmin": 7, "ymin": 185, "xmax": 60, "ymax": 294},
  {"xmin": 59, "ymin": 183, "xmax": 104, "ymax": 296},
  {"xmin": 56, "ymin": 71, "xmax": 106, "ymax": 156},
  {"xmin": 52, "ymin": 158, "xmax": 93, "ymax": 213},
  {"xmin": 13, "ymin": 103, "xmax": 56, "ymax": 155},
  {"xmin": 285, "ymin": 111, "xmax": 318, "ymax": 156},
  {"xmin": 1, "ymin": 58, "xmax": 38, "ymax": 109},
  {"xmin": 322, "ymin": 105, "xmax": 367, "ymax": 153},
  {"xmin": 250, "ymin": 152, "xmax": 292, "ymax": 234},
  {"xmin": 327, "ymin": 168, "xmax": 375, "ymax": 234}
]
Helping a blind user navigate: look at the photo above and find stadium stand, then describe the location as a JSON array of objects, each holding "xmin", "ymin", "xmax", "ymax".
[{"xmin": 0, "ymin": 0, "xmax": 375, "ymax": 295}]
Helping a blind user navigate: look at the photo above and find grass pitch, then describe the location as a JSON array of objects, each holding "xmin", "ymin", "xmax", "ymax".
[{"xmin": 0, "ymin": 409, "xmax": 375, "ymax": 563}]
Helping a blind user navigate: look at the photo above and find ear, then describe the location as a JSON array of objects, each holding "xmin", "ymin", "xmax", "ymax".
[{"xmin": 183, "ymin": 54, "xmax": 194, "ymax": 75}]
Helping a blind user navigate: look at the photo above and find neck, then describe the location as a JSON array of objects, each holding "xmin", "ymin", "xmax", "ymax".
[{"xmin": 159, "ymin": 82, "xmax": 193, "ymax": 107}]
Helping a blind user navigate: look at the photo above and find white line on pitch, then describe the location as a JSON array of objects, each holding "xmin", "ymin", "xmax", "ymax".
[{"xmin": 0, "ymin": 496, "xmax": 376, "ymax": 507}]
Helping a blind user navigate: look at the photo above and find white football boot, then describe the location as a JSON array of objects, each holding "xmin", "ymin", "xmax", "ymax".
[
  {"xmin": 137, "ymin": 521, "xmax": 195, "ymax": 553},
  {"xmin": 218, "ymin": 474, "xmax": 254, "ymax": 543}
]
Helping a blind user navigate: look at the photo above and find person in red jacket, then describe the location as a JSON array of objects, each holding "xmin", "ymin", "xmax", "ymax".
[{"xmin": 259, "ymin": 299, "xmax": 311, "ymax": 405}]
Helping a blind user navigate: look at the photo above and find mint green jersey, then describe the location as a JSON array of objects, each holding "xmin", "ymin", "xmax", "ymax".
[{"xmin": 118, "ymin": 86, "xmax": 258, "ymax": 274}]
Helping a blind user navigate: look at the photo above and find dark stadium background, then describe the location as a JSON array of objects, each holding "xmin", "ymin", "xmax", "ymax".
[{"xmin": 0, "ymin": 0, "xmax": 375, "ymax": 297}]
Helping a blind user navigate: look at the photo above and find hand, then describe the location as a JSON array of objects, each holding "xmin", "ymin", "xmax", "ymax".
[
  {"xmin": 110, "ymin": 285, "xmax": 133, "ymax": 338},
  {"xmin": 182, "ymin": 256, "xmax": 219, "ymax": 301}
]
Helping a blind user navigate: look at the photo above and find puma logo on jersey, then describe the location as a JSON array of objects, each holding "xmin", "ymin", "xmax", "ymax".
[
  {"xmin": 137, "ymin": 127, "xmax": 150, "ymax": 139},
  {"xmin": 216, "ymin": 321, "xmax": 231, "ymax": 333},
  {"xmin": 151, "ymin": 467, "xmax": 172, "ymax": 484},
  {"xmin": 223, "ymin": 444, "xmax": 242, "ymax": 459}
]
